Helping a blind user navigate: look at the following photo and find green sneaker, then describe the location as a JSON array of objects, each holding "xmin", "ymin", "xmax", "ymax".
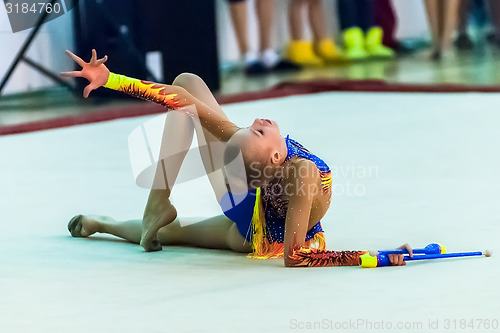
[
  {"xmin": 365, "ymin": 27, "xmax": 395, "ymax": 58},
  {"xmin": 343, "ymin": 27, "xmax": 369, "ymax": 61}
]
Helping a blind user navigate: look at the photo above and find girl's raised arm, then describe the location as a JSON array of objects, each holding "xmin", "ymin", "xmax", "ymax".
[{"xmin": 61, "ymin": 50, "xmax": 236, "ymax": 141}]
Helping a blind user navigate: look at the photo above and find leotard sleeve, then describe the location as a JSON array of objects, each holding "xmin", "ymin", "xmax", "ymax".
[
  {"xmin": 288, "ymin": 248, "xmax": 368, "ymax": 267},
  {"xmin": 104, "ymin": 72, "xmax": 238, "ymax": 141},
  {"xmin": 282, "ymin": 159, "xmax": 368, "ymax": 267}
]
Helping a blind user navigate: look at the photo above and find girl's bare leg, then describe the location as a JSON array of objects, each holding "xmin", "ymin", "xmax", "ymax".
[
  {"xmin": 141, "ymin": 73, "xmax": 232, "ymax": 251},
  {"xmin": 78, "ymin": 215, "xmax": 142, "ymax": 243},
  {"xmin": 140, "ymin": 110, "xmax": 195, "ymax": 251},
  {"xmin": 160, "ymin": 217, "xmax": 250, "ymax": 252},
  {"xmin": 171, "ymin": 73, "xmax": 231, "ymax": 202},
  {"xmin": 79, "ymin": 215, "xmax": 251, "ymax": 253}
]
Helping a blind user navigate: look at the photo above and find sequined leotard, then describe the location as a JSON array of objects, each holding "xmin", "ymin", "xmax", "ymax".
[{"xmin": 220, "ymin": 135, "xmax": 332, "ymax": 258}]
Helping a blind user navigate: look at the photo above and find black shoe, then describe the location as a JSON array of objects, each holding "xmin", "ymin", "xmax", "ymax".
[
  {"xmin": 486, "ymin": 31, "xmax": 496, "ymax": 43},
  {"xmin": 454, "ymin": 34, "xmax": 474, "ymax": 50},
  {"xmin": 486, "ymin": 31, "xmax": 500, "ymax": 47},
  {"xmin": 245, "ymin": 61, "xmax": 268, "ymax": 76},
  {"xmin": 271, "ymin": 60, "xmax": 302, "ymax": 72},
  {"xmin": 431, "ymin": 50, "xmax": 442, "ymax": 61}
]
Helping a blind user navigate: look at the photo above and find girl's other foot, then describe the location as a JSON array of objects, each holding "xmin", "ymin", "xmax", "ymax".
[{"xmin": 68, "ymin": 214, "xmax": 101, "ymax": 238}]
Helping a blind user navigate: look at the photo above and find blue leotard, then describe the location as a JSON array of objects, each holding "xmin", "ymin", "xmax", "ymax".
[{"xmin": 219, "ymin": 135, "xmax": 332, "ymax": 244}]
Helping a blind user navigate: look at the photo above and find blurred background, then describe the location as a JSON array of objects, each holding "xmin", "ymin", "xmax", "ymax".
[{"xmin": 1, "ymin": 0, "xmax": 500, "ymax": 128}]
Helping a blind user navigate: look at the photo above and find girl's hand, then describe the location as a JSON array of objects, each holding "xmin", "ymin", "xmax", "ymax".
[
  {"xmin": 388, "ymin": 243, "xmax": 413, "ymax": 266},
  {"xmin": 61, "ymin": 49, "xmax": 109, "ymax": 98}
]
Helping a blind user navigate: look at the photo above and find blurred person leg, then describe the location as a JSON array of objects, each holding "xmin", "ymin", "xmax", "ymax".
[
  {"xmin": 286, "ymin": 0, "xmax": 323, "ymax": 65},
  {"xmin": 486, "ymin": 0, "xmax": 500, "ymax": 46},
  {"xmin": 256, "ymin": 0, "xmax": 301, "ymax": 71},
  {"xmin": 256, "ymin": 0, "xmax": 274, "ymax": 54},
  {"xmin": 425, "ymin": 0, "xmax": 460, "ymax": 59},
  {"xmin": 455, "ymin": 0, "xmax": 474, "ymax": 49},
  {"xmin": 256, "ymin": 0, "xmax": 277, "ymax": 68},
  {"xmin": 424, "ymin": 0, "xmax": 441, "ymax": 58},
  {"xmin": 337, "ymin": 0, "xmax": 369, "ymax": 60},
  {"xmin": 363, "ymin": 0, "xmax": 395, "ymax": 58},
  {"xmin": 228, "ymin": 0, "xmax": 266, "ymax": 75},
  {"xmin": 307, "ymin": 0, "xmax": 343, "ymax": 61},
  {"xmin": 374, "ymin": 0, "xmax": 398, "ymax": 49},
  {"xmin": 441, "ymin": 0, "xmax": 461, "ymax": 52}
]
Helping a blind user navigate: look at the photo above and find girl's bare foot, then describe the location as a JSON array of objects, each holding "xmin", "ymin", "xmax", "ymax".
[
  {"xmin": 68, "ymin": 214, "xmax": 101, "ymax": 237},
  {"xmin": 140, "ymin": 205, "xmax": 177, "ymax": 252}
]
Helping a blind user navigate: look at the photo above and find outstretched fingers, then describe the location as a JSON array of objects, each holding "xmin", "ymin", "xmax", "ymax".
[
  {"xmin": 83, "ymin": 82, "xmax": 99, "ymax": 98},
  {"xmin": 65, "ymin": 50, "xmax": 86, "ymax": 67},
  {"xmin": 96, "ymin": 55, "xmax": 108, "ymax": 66},
  {"xmin": 60, "ymin": 71, "xmax": 83, "ymax": 78},
  {"xmin": 89, "ymin": 49, "xmax": 108, "ymax": 66}
]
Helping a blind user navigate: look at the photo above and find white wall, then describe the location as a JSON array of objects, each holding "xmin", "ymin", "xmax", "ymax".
[
  {"xmin": 0, "ymin": 0, "xmax": 430, "ymax": 95},
  {"xmin": 0, "ymin": 5, "xmax": 74, "ymax": 95},
  {"xmin": 393, "ymin": 0, "xmax": 430, "ymax": 39}
]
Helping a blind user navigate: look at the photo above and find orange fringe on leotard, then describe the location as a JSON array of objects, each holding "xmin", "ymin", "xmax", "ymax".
[{"xmin": 248, "ymin": 188, "xmax": 327, "ymax": 259}]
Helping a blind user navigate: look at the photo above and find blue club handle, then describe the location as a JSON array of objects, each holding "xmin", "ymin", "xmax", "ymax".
[{"xmin": 377, "ymin": 243, "xmax": 445, "ymax": 256}]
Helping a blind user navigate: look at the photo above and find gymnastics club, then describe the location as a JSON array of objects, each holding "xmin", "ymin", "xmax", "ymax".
[
  {"xmin": 360, "ymin": 244, "xmax": 492, "ymax": 268},
  {"xmin": 374, "ymin": 243, "xmax": 446, "ymax": 256}
]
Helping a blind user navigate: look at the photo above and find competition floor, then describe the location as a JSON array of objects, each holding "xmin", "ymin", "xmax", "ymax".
[{"xmin": 1, "ymin": 92, "xmax": 499, "ymax": 332}]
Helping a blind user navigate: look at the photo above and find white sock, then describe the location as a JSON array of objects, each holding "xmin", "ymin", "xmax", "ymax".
[
  {"xmin": 261, "ymin": 49, "xmax": 279, "ymax": 68},
  {"xmin": 244, "ymin": 51, "xmax": 259, "ymax": 65}
]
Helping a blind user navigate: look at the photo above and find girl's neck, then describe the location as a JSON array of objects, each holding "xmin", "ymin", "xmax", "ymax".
[{"xmin": 278, "ymin": 136, "xmax": 288, "ymax": 165}]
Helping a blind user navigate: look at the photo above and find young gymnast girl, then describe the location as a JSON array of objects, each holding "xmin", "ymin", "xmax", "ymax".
[{"xmin": 62, "ymin": 50, "xmax": 411, "ymax": 267}]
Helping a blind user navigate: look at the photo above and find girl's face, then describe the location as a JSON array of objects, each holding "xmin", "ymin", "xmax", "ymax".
[
  {"xmin": 234, "ymin": 118, "xmax": 283, "ymax": 161},
  {"xmin": 226, "ymin": 119, "xmax": 285, "ymax": 189}
]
